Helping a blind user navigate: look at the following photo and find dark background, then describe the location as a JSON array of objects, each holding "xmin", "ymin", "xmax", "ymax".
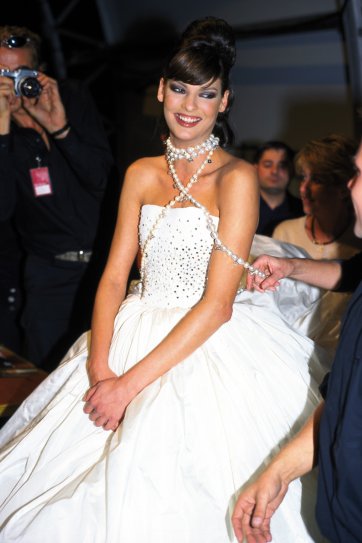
[
  {"xmin": 2, "ymin": 1, "xmax": 361, "ymax": 172},
  {"xmin": 2, "ymin": 1, "xmax": 179, "ymax": 174}
]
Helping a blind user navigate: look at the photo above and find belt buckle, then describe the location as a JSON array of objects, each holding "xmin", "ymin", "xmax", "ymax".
[{"xmin": 54, "ymin": 250, "xmax": 91, "ymax": 263}]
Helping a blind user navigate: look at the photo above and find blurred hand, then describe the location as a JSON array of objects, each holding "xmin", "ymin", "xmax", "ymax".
[
  {"xmin": 0, "ymin": 71, "xmax": 14, "ymax": 132},
  {"xmin": 232, "ymin": 470, "xmax": 289, "ymax": 543},
  {"xmin": 22, "ymin": 72, "xmax": 68, "ymax": 133}
]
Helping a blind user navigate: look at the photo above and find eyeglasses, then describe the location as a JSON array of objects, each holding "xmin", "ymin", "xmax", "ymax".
[{"xmin": 0, "ymin": 35, "xmax": 32, "ymax": 48}]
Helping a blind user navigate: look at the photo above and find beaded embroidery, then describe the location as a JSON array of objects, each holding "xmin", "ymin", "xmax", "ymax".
[
  {"xmin": 140, "ymin": 137, "xmax": 266, "ymax": 295},
  {"xmin": 139, "ymin": 207, "xmax": 216, "ymax": 306}
]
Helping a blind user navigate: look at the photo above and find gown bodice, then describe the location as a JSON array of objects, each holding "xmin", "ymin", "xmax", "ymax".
[{"xmin": 139, "ymin": 204, "xmax": 218, "ymax": 308}]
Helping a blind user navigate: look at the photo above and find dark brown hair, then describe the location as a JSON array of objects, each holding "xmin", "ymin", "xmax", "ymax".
[
  {"xmin": 162, "ymin": 17, "xmax": 236, "ymax": 147},
  {"xmin": 254, "ymin": 140, "xmax": 295, "ymax": 177}
]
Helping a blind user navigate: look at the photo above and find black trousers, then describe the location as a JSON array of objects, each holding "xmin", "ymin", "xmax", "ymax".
[
  {"xmin": 0, "ymin": 253, "xmax": 23, "ymax": 354},
  {"xmin": 0, "ymin": 281, "xmax": 23, "ymax": 353},
  {"xmin": 22, "ymin": 255, "xmax": 98, "ymax": 371}
]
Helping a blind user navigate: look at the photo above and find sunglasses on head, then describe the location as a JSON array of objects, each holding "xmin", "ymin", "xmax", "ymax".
[{"xmin": 0, "ymin": 35, "xmax": 32, "ymax": 48}]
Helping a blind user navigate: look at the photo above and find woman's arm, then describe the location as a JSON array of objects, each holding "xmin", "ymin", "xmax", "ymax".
[
  {"xmin": 84, "ymin": 157, "xmax": 259, "ymax": 430},
  {"xmin": 86, "ymin": 160, "xmax": 146, "ymax": 384},
  {"xmin": 232, "ymin": 401, "xmax": 324, "ymax": 543}
]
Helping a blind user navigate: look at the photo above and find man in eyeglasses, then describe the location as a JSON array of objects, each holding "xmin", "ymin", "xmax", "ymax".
[{"xmin": 0, "ymin": 26, "xmax": 115, "ymax": 370}]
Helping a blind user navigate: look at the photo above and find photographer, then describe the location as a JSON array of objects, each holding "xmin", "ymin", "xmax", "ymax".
[{"xmin": 0, "ymin": 26, "xmax": 114, "ymax": 370}]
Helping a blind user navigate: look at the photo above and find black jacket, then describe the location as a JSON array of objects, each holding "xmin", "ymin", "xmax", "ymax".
[{"xmin": 0, "ymin": 79, "xmax": 114, "ymax": 258}]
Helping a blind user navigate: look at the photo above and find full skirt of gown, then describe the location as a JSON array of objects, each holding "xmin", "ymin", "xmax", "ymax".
[{"xmin": 0, "ymin": 206, "xmax": 330, "ymax": 542}]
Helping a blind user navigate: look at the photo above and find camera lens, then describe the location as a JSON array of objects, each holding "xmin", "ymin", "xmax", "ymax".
[{"xmin": 20, "ymin": 77, "xmax": 42, "ymax": 98}]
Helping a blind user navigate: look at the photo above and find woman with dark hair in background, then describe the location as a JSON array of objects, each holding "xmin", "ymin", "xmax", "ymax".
[{"xmin": 0, "ymin": 17, "xmax": 326, "ymax": 542}]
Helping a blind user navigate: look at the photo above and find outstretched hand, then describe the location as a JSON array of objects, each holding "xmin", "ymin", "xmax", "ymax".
[
  {"xmin": 246, "ymin": 255, "xmax": 293, "ymax": 292},
  {"xmin": 83, "ymin": 376, "xmax": 133, "ymax": 432},
  {"xmin": 232, "ymin": 470, "xmax": 289, "ymax": 543}
]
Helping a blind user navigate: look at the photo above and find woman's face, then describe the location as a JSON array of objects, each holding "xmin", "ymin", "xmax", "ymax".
[
  {"xmin": 348, "ymin": 143, "xmax": 362, "ymax": 238},
  {"xmin": 298, "ymin": 166, "xmax": 348, "ymax": 217},
  {"xmin": 157, "ymin": 77, "xmax": 229, "ymax": 147}
]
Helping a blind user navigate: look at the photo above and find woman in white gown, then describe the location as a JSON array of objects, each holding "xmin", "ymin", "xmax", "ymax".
[{"xmin": 0, "ymin": 17, "xmax": 328, "ymax": 543}]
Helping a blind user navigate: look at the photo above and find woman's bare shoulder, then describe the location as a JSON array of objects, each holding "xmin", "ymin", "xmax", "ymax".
[
  {"xmin": 218, "ymin": 152, "xmax": 258, "ymax": 189},
  {"xmin": 122, "ymin": 155, "xmax": 165, "ymax": 192},
  {"xmin": 229, "ymin": 154, "xmax": 255, "ymax": 174},
  {"xmin": 125, "ymin": 155, "xmax": 164, "ymax": 178}
]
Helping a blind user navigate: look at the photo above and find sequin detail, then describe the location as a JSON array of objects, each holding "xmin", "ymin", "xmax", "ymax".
[{"xmin": 139, "ymin": 206, "xmax": 217, "ymax": 307}]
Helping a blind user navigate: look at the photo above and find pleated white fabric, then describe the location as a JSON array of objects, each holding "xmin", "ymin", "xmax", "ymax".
[{"xmin": 0, "ymin": 206, "xmax": 330, "ymax": 542}]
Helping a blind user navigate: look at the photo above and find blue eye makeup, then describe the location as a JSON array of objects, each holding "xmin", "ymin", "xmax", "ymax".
[
  {"xmin": 169, "ymin": 83, "xmax": 185, "ymax": 94},
  {"xmin": 168, "ymin": 81, "xmax": 218, "ymax": 99},
  {"xmin": 200, "ymin": 91, "xmax": 217, "ymax": 99}
]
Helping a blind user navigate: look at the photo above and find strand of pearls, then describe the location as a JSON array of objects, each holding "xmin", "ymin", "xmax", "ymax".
[
  {"xmin": 140, "ymin": 137, "xmax": 266, "ymax": 294},
  {"xmin": 139, "ymin": 149, "xmax": 216, "ymax": 292},
  {"xmin": 168, "ymin": 162, "xmax": 266, "ymax": 279},
  {"xmin": 170, "ymin": 147, "xmax": 215, "ymax": 202},
  {"xmin": 166, "ymin": 134, "xmax": 220, "ymax": 162}
]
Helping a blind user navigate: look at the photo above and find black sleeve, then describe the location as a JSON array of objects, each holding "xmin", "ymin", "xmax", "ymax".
[
  {"xmin": 336, "ymin": 252, "xmax": 362, "ymax": 292},
  {"xmin": 51, "ymin": 80, "xmax": 114, "ymax": 196},
  {"xmin": 319, "ymin": 372, "xmax": 330, "ymax": 399},
  {"xmin": 0, "ymin": 134, "xmax": 17, "ymax": 221}
]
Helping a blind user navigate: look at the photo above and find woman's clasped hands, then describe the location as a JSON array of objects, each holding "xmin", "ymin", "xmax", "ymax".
[{"xmin": 83, "ymin": 371, "xmax": 134, "ymax": 432}]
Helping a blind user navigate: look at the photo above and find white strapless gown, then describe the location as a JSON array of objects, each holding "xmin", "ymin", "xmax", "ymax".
[{"xmin": 0, "ymin": 206, "xmax": 330, "ymax": 543}]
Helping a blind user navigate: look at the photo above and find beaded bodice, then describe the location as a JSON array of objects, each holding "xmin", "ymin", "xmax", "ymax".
[{"xmin": 138, "ymin": 205, "xmax": 218, "ymax": 308}]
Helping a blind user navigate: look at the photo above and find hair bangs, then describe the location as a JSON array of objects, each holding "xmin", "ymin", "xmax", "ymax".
[{"xmin": 164, "ymin": 47, "xmax": 222, "ymax": 87}]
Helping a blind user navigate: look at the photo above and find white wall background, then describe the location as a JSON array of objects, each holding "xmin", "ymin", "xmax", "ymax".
[{"xmin": 232, "ymin": 29, "xmax": 352, "ymax": 149}]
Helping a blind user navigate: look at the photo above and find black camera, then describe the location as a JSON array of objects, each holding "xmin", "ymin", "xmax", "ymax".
[{"xmin": 0, "ymin": 68, "xmax": 42, "ymax": 98}]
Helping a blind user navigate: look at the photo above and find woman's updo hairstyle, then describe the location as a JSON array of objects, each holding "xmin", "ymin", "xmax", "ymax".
[{"xmin": 163, "ymin": 17, "xmax": 236, "ymax": 147}]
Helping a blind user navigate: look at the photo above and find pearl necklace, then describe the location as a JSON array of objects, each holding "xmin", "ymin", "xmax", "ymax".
[
  {"xmin": 139, "ymin": 149, "xmax": 266, "ymax": 294},
  {"xmin": 166, "ymin": 134, "xmax": 220, "ymax": 163}
]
